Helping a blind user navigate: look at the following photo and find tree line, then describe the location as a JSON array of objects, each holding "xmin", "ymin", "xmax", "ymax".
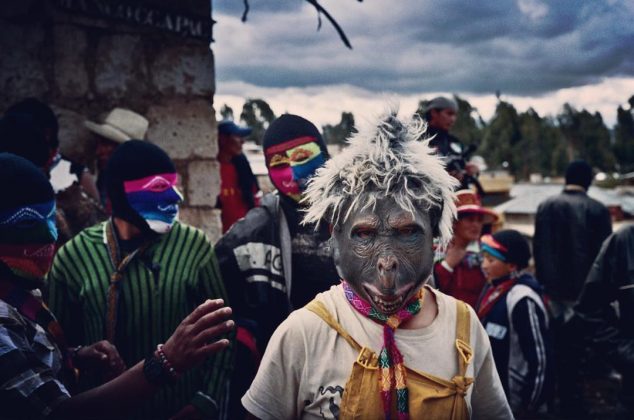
[{"xmin": 220, "ymin": 95, "xmax": 634, "ymax": 180}]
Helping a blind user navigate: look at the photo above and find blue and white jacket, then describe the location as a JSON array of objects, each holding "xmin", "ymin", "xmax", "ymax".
[{"xmin": 479, "ymin": 273, "xmax": 553, "ymax": 413}]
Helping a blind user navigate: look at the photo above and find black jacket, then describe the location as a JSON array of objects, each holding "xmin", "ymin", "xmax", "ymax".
[
  {"xmin": 533, "ymin": 189, "xmax": 612, "ymax": 301},
  {"xmin": 480, "ymin": 274, "xmax": 553, "ymax": 412},
  {"xmin": 427, "ymin": 126, "xmax": 464, "ymax": 158},
  {"xmin": 215, "ymin": 193, "xmax": 291, "ymax": 352},
  {"xmin": 573, "ymin": 225, "xmax": 634, "ymax": 372}
]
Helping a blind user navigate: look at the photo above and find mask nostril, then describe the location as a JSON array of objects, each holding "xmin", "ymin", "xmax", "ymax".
[{"xmin": 377, "ymin": 255, "xmax": 397, "ymax": 272}]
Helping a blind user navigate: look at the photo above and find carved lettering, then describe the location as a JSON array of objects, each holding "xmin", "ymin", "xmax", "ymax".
[{"xmin": 52, "ymin": 0, "xmax": 213, "ymax": 40}]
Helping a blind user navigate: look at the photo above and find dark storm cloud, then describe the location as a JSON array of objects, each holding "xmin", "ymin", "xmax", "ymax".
[
  {"xmin": 213, "ymin": 0, "xmax": 634, "ymax": 95},
  {"xmin": 214, "ymin": 0, "xmax": 303, "ymax": 15}
]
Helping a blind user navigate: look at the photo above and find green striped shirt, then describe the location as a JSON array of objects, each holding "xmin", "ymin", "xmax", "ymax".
[{"xmin": 47, "ymin": 221, "xmax": 233, "ymax": 418}]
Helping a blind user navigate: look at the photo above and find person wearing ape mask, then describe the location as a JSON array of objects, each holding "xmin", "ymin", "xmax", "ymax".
[
  {"xmin": 0, "ymin": 153, "xmax": 234, "ymax": 419},
  {"xmin": 242, "ymin": 110, "xmax": 512, "ymax": 419},
  {"xmin": 215, "ymin": 114, "xmax": 338, "ymax": 417},
  {"xmin": 47, "ymin": 141, "xmax": 234, "ymax": 419}
]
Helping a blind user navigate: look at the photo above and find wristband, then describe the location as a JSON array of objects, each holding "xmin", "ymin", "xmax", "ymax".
[{"xmin": 156, "ymin": 344, "xmax": 180, "ymax": 380}]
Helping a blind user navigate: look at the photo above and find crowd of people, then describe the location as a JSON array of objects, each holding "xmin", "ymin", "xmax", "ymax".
[{"xmin": 0, "ymin": 96, "xmax": 632, "ymax": 420}]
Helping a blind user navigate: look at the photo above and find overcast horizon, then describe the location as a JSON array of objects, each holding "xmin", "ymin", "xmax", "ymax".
[{"xmin": 212, "ymin": 0, "xmax": 634, "ymax": 128}]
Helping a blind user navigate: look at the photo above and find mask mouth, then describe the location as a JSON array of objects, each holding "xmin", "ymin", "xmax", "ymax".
[
  {"xmin": 146, "ymin": 218, "xmax": 176, "ymax": 234},
  {"xmin": 362, "ymin": 283, "xmax": 415, "ymax": 315}
]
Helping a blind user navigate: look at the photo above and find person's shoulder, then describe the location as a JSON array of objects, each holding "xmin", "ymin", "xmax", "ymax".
[
  {"xmin": 216, "ymin": 194, "xmax": 278, "ymax": 246},
  {"xmin": 279, "ymin": 286, "xmax": 346, "ymax": 340},
  {"xmin": 168, "ymin": 221, "xmax": 209, "ymax": 244},
  {"xmin": 430, "ymin": 288, "xmax": 481, "ymax": 331},
  {"xmin": 585, "ymin": 194, "xmax": 610, "ymax": 213},
  {"xmin": 0, "ymin": 299, "xmax": 21, "ymax": 323},
  {"xmin": 58, "ymin": 221, "xmax": 106, "ymax": 252},
  {"xmin": 431, "ymin": 288, "xmax": 492, "ymax": 354},
  {"xmin": 614, "ymin": 224, "xmax": 634, "ymax": 243},
  {"xmin": 507, "ymin": 280, "xmax": 546, "ymax": 314},
  {"xmin": 538, "ymin": 192, "xmax": 566, "ymax": 207}
]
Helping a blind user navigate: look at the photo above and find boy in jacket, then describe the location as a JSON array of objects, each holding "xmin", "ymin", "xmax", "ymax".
[{"xmin": 478, "ymin": 230, "xmax": 553, "ymax": 417}]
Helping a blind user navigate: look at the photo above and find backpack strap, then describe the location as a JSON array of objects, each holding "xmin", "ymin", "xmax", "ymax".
[
  {"xmin": 306, "ymin": 300, "xmax": 362, "ymax": 352},
  {"xmin": 454, "ymin": 300, "xmax": 473, "ymax": 377}
]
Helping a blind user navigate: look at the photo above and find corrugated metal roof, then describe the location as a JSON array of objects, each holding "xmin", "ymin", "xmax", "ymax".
[{"xmin": 494, "ymin": 184, "xmax": 634, "ymax": 215}]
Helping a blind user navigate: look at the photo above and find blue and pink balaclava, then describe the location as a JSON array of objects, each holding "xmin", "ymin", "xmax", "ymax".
[
  {"xmin": 0, "ymin": 153, "xmax": 57, "ymax": 281},
  {"xmin": 262, "ymin": 114, "xmax": 329, "ymax": 202},
  {"xmin": 106, "ymin": 140, "xmax": 182, "ymax": 235}
]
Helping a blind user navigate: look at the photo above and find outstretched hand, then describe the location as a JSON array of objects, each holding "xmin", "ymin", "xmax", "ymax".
[
  {"xmin": 444, "ymin": 240, "xmax": 468, "ymax": 268},
  {"xmin": 75, "ymin": 340, "xmax": 126, "ymax": 380},
  {"xmin": 162, "ymin": 299, "xmax": 234, "ymax": 374}
]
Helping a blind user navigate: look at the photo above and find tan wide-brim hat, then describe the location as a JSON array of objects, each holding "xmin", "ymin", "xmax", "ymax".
[
  {"xmin": 455, "ymin": 189, "xmax": 499, "ymax": 225},
  {"xmin": 84, "ymin": 108, "xmax": 149, "ymax": 144}
]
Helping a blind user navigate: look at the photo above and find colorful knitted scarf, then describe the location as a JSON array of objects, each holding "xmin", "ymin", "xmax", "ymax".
[
  {"xmin": 342, "ymin": 281, "xmax": 424, "ymax": 420},
  {"xmin": 477, "ymin": 275, "xmax": 516, "ymax": 320}
]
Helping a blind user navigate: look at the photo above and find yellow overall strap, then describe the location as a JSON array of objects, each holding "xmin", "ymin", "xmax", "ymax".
[
  {"xmin": 306, "ymin": 300, "xmax": 362, "ymax": 352},
  {"xmin": 447, "ymin": 300, "xmax": 475, "ymax": 420},
  {"xmin": 454, "ymin": 300, "xmax": 473, "ymax": 376}
]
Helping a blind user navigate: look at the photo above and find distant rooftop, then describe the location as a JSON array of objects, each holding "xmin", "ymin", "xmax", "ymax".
[{"xmin": 494, "ymin": 183, "xmax": 634, "ymax": 216}]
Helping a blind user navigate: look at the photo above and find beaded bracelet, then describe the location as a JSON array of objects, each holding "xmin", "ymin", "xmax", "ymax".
[{"xmin": 156, "ymin": 344, "xmax": 180, "ymax": 380}]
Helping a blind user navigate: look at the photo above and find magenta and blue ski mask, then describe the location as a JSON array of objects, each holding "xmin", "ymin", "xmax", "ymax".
[
  {"xmin": 106, "ymin": 140, "xmax": 182, "ymax": 235},
  {"xmin": 0, "ymin": 153, "xmax": 57, "ymax": 281}
]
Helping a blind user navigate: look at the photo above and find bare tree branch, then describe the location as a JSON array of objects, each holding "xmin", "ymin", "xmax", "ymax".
[
  {"xmin": 238, "ymin": 0, "xmax": 363, "ymax": 49},
  {"xmin": 241, "ymin": 0, "xmax": 249, "ymax": 22},
  {"xmin": 305, "ymin": 0, "xmax": 352, "ymax": 49}
]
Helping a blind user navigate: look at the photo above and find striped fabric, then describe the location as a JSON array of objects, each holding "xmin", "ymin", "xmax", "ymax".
[{"xmin": 47, "ymin": 221, "xmax": 234, "ymax": 419}]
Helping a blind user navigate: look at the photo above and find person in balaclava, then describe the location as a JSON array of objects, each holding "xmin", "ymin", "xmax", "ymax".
[
  {"xmin": 242, "ymin": 108, "xmax": 512, "ymax": 419},
  {"xmin": 215, "ymin": 114, "xmax": 339, "ymax": 417},
  {"xmin": 47, "ymin": 141, "xmax": 234, "ymax": 419},
  {"xmin": 1, "ymin": 102, "xmax": 106, "ymax": 244},
  {"xmin": 0, "ymin": 152, "xmax": 234, "ymax": 419}
]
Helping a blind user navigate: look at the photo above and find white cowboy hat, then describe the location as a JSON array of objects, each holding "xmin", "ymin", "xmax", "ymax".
[{"xmin": 84, "ymin": 108, "xmax": 149, "ymax": 143}]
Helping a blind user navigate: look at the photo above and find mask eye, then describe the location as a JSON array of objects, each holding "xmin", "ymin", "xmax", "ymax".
[
  {"xmin": 289, "ymin": 147, "xmax": 314, "ymax": 164},
  {"xmin": 143, "ymin": 177, "xmax": 172, "ymax": 192},
  {"xmin": 268, "ymin": 154, "xmax": 290, "ymax": 168},
  {"xmin": 397, "ymin": 226, "xmax": 421, "ymax": 236},
  {"xmin": 352, "ymin": 227, "xmax": 376, "ymax": 240}
]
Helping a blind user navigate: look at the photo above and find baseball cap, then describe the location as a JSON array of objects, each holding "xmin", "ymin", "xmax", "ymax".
[{"xmin": 218, "ymin": 120, "xmax": 252, "ymax": 137}]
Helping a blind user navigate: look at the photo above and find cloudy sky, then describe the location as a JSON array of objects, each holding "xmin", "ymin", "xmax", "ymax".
[{"xmin": 212, "ymin": 0, "xmax": 634, "ymax": 128}]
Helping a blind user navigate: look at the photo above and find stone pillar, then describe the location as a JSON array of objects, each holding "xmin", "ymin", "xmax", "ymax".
[{"xmin": 0, "ymin": 0, "xmax": 223, "ymax": 242}]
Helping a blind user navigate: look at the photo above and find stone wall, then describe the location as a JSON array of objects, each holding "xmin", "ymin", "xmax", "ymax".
[{"xmin": 0, "ymin": 0, "xmax": 222, "ymax": 242}]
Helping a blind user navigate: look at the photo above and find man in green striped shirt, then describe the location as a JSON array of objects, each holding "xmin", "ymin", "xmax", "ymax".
[{"xmin": 48, "ymin": 141, "xmax": 233, "ymax": 419}]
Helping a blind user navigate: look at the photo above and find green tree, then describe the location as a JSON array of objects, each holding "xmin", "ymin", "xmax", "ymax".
[
  {"xmin": 240, "ymin": 99, "xmax": 276, "ymax": 144},
  {"xmin": 516, "ymin": 108, "xmax": 567, "ymax": 179},
  {"xmin": 557, "ymin": 104, "xmax": 615, "ymax": 171},
  {"xmin": 480, "ymin": 100, "xmax": 522, "ymax": 175},
  {"xmin": 613, "ymin": 95, "xmax": 634, "ymax": 172},
  {"xmin": 451, "ymin": 95, "xmax": 485, "ymax": 148},
  {"xmin": 322, "ymin": 112, "xmax": 355, "ymax": 145},
  {"xmin": 219, "ymin": 104, "xmax": 234, "ymax": 121}
]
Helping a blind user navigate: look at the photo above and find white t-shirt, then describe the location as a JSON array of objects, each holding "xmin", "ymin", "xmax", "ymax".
[{"xmin": 243, "ymin": 285, "xmax": 512, "ymax": 419}]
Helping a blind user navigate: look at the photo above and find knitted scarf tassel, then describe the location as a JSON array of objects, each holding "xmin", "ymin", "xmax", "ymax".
[{"xmin": 343, "ymin": 281, "xmax": 423, "ymax": 420}]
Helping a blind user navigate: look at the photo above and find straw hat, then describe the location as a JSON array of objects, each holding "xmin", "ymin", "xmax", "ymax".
[
  {"xmin": 455, "ymin": 189, "xmax": 498, "ymax": 224},
  {"xmin": 84, "ymin": 108, "xmax": 148, "ymax": 143}
]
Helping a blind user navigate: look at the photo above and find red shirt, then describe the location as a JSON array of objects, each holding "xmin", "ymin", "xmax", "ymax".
[
  {"xmin": 434, "ymin": 251, "xmax": 487, "ymax": 308},
  {"xmin": 219, "ymin": 162, "xmax": 258, "ymax": 233}
]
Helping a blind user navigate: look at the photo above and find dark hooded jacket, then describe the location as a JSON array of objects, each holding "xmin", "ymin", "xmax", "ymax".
[
  {"xmin": 533, "ymin": 189, "xmax": 612, "ymax": 302},
  {"xmin": 573, "ymin": 225, "xmax": 634, "ymax": 372}
]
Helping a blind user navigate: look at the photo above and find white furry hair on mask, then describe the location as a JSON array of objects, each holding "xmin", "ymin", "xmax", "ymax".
[{"xmin": 301, "ymin": 106, "xmax": 458, "ymax": 247}]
